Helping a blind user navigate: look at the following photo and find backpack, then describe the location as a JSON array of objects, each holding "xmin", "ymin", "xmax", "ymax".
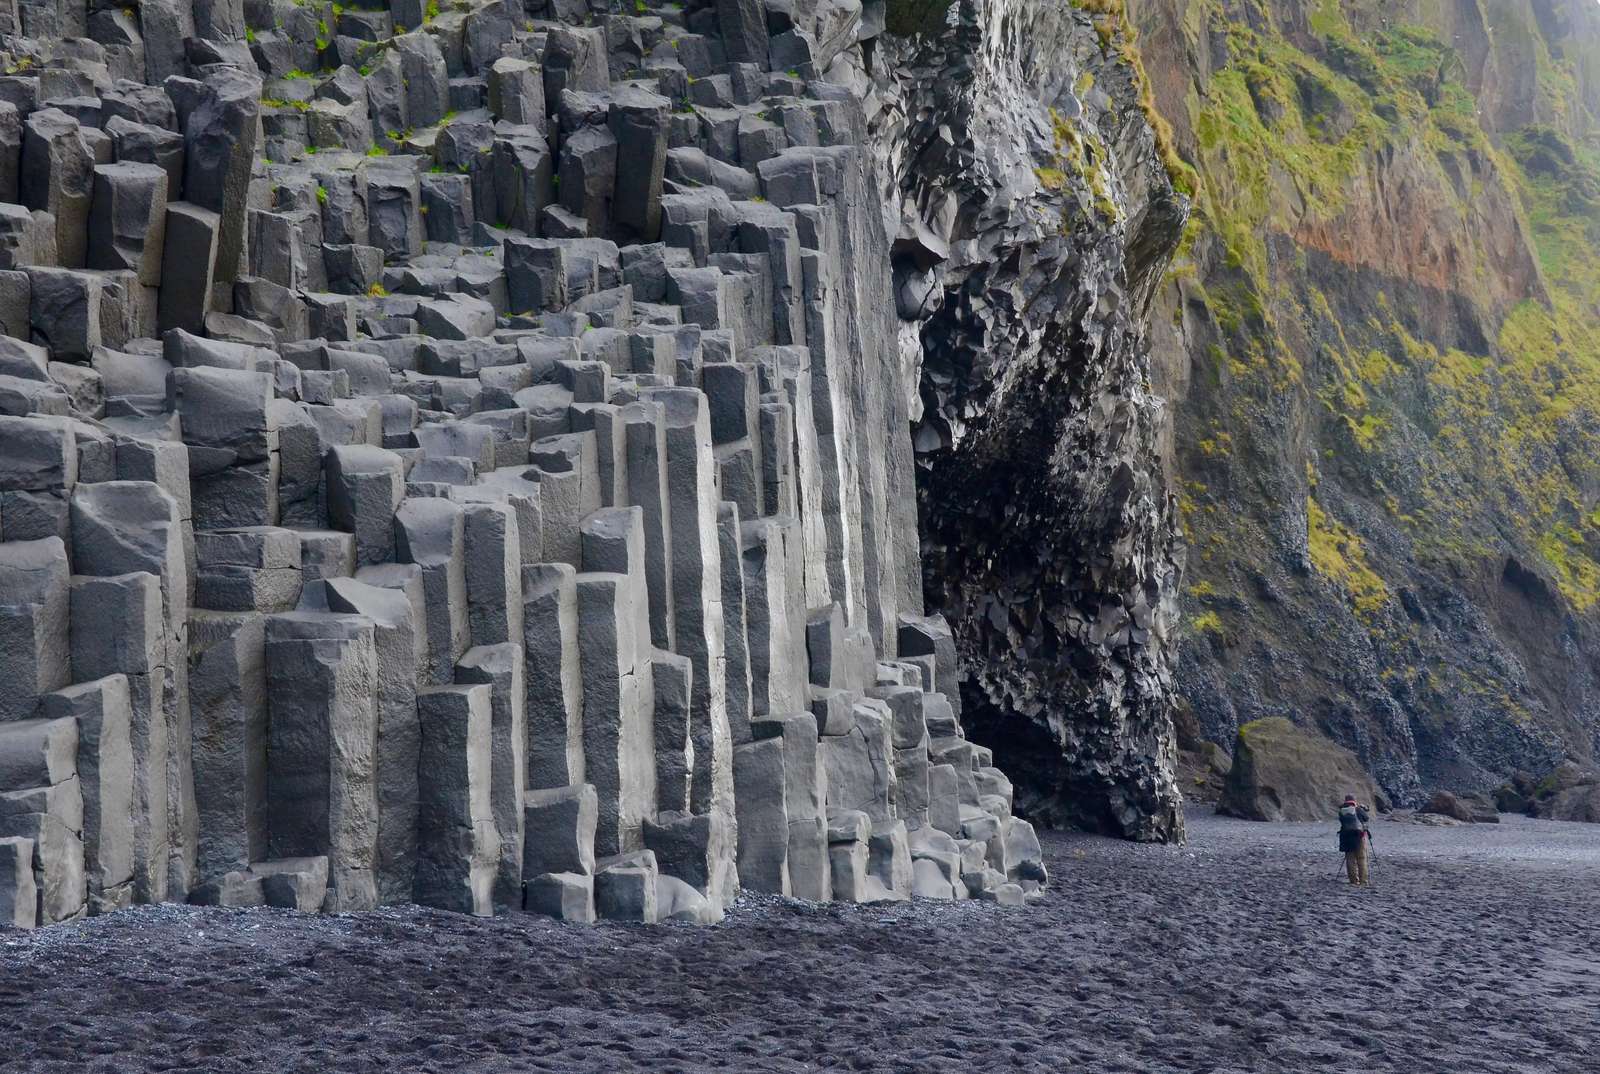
[{"xmin": 1337, "ymin": 804, "xmax": 1368, "ymax": 851}]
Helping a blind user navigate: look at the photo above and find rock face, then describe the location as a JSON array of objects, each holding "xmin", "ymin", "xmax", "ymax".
[
  {"xmin": 1129, "ymin": 0, "xmax": 1600, "ymax": 806},
  {"xmin": 1500, "ymin": 762, "xmax": 1600, "ymax": 823},
  {"xmin": 0, "ymin": 0, "xmax": 1050, "ymax": 928},
  {"xmin": 863, "ymin": 1, "xmax": 1190, "ymax": 841},
  {"xmin": 1218, "ymin": 718, "xmax": 1381, "ymax": 823}
]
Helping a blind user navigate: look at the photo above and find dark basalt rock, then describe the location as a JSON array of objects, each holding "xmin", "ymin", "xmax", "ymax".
[{"xmin": 867, "ymin": 0, "xmax": 1189, "ymax": 841}]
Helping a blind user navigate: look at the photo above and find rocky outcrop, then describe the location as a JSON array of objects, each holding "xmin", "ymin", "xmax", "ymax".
[
  {"xmin": 0, "ymin": 0, "xmax": 1049, "ymax": 929},
  {"xmin": 1218, "ymin": 717, "xmax": 1381, "ymax": 823},
  {"xmin": 859, "ymin": 0, "xmax": 1190, "ymax": 842},
  {"xmin": 1498, "ymin": 762, "xmax": 1600, "ymax": 823},
  {"xmin": 1130, "ymin": 0, "xmax": 1600, "ymax": 806}
]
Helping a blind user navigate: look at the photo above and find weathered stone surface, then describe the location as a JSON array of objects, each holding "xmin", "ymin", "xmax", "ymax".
[
  {"xmin": 186, "ymin": 613, "xmax": 266, "ymax": 884},
  {"xmin": 456, "ymin": 643, "xmax": 526, "ymax": 912},
  {"xmin": 522, "ymin": 783, "xmax": 597, "ymax": 881},
  {"xmin": 264, "ymin": 612, "xmax": 380, "ymax": 912},
  {"xmin": 522, "ymin": 563, "xmax": 583, "ymax": 791},
  {"xmin": 0, "ymin": 536, "xmax": 71, "ymax": 722},
  {"xmin": 575, "ymin": 570, "xmax": 656, "ymax": 858},
  {"xmin": 594, "ymin": 851, "xmax": 658, "ymax": 924},
  {"xmin": 1218, "ymin": 718, "xmax": 1383, "ymax": 824},
  {"xmin": 0, "ymin": 836, "xmax": 37, "ymax": 928},
  {"xmin": 524, "ymin": 870, "xmax": 594, "ymax": 923},
  {"xmin": 0, "ymin": 0, "xmax": 1059, "ymax": 934},
  {"xmin": 414, "ymin": 683, "xmax": 497, "ymax": 917},
  {"xmin": 733, "ymin": 736, "xmax": 789, "ymax": 895},
  {"xmin": 326, "ymin": 446, "xmax": 404, "ymax": 568},
  {"xmin": 40, "ymin": 676, "xmax": 135, "ymax": 911},
  {"xmin": 326, "ymin": 571, "xmax": 424, "ymax": 905},
  {"xmin": 255, "ymin": 856, "xmax": 329, "ymax": 912}
]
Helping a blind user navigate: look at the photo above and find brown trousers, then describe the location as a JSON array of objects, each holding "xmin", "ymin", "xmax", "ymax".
[{"xmin": 1345, "ymin": 840, "xmax": 1370, "ymax": 885}]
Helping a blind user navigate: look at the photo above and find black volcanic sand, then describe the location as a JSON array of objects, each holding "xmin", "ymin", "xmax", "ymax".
[{"xmin": 3, "ymin": 810, "xmax": 1597, "ymax": 1073}]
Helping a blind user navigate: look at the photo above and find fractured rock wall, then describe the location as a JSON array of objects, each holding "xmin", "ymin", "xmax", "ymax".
[
  {"xmin": 0, "ymin": 0, "xmax": 1043, "ymax": 928},
  {"xmin": 855, "ymin": 0, "xmax": 1190, "ymax": 841}
]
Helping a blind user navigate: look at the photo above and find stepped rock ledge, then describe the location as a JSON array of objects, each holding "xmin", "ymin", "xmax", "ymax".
[{"xmin": 0, "ymin": 0, "xmax": 1198, "ymax": 930}]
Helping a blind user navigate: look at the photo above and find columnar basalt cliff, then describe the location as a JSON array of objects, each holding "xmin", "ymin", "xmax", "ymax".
[
  {"xmin": 0, "ymin": 0, "xmax": 1053, "ymax": 930},
  {"xmin": 861, "ymin": 0, "xmax": 1190, "ymax": 841}
]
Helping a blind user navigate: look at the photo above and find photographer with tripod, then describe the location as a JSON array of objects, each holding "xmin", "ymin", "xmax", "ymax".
[{"xmin": 1338, "ymin": 794, "xmax": 1373, "ymax": 886}]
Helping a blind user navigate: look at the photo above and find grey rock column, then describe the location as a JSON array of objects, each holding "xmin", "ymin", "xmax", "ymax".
[
  {"xmin": 40, "ymin": 675, "xmax": 135, "ymax": 914},
  {"xmin": 732, "ymin": 736, "xmax": 789, "ymax": 895},
  {"xmin": 621, "ymin": 399, "xmax": 675, "ymax": 652},
  {"xmin": 87, "ymin": 162, "xmax": 168, "ymax": 284},
  {"xmin": 528, "ymin": 431, "xmax": 600, "ymax": 568},
  {"xmin": 575, "ymin": 568, "xmax": 656, "ymax": 858},
  {"xmin": 521, "ymin": 563, "xmax": 584, "ymax": 791},
  {"xmin": 753, "ymin": 712, "xmax": 828, "ymax": 902},
  {"xmin": 456, "ymin": 643, "xmax": 526, "ymax": 914},
  {"xmin": 608, "ymin": 86, "xmax": 669, "ymax": 242},
  {"xmin": 0, "ymin": 836, "xmax": 36, "ymax": 928},
  {"xmin": 263, "ymin": 611, "xmax": 380, "ymax": 912},
  {"xmin": 327, "ymin": 572, "xmax": 425, "ymax": 906},
  {"xmin": 186, "ymin": 611, "xmax": 267, "ymax": 887},
  {"xmin": 821, "ymin": 699, "xmax": 897, "ymax": 826},
  {"xmin": 157, "ymin": 202, "xmax": 220, "ymax": 336},
  {"xmin": 642, "ymin": 388, "xmax": 734, "ymax": 830},
  {"xmin": 394, "ymin": 496, "xmax": 469, "ymax": 685},
  {"xmin": 717, "ymin": 501, "xmax": 754, "ymax": 748},
  {"xmin": 20, "ymin": 108, "xmax": 93, "ymax": 269},
  {"xmin": 651, "ymin": 652, "xmax": 694, "ymax": 816},
  {"xmin": 326, "ymin": 445, "xmax": 405, "ymax": 568},
  {"xmin": 69, "ymin": 571, "xmax": 167, "ymax": 904},
  {"xmin": 0, "ymin": 715, "xmax": 86, "ymax": 924},
  {"xmin": 463, "ymin": 500, "xmax": 524, "ymax": 649},
  {"xmin": 897, "ymin": 613, "xmax": 963, "ymax": 722},
  {"xmin": 181, "ymin": 68, "xmax": 261, "ymax": 293},
  {"xmin": 522, "ymin": 783, "xmax": 596, "ymax": 905},
  {"xmin": 0, "ymin": 535, "xmax": 70, "ymax": 722},
  {"xmin": 739, "ymin": 516, "xmax": 808, "ymax": 718},
  {"xmin": 70, "ymin": 481, "xmax": 192, "ymax": 902},
  {"xmin": 415, "ymin": 683, "xmax": 497, "ymax": 916}
]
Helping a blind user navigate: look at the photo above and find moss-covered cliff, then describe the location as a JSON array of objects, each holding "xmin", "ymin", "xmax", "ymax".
[{"xmin": 1129, "ymin": 0, "xmax": 1600, "ymax": 801}]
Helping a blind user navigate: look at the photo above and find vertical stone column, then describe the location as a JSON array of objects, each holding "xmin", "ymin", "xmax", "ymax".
[
  {"xmin": 739, "ymin": 516, "xmax": 808, "ymax": 718},
  {"xmin": 717, "ymin": 502, "xmax": 753, "ymax": 746},
  {"xmin": 622, "ymin": 399, "xmax": 675, "ymax": 652},
  {"xmin": 415, "ymin": 683, "xmax": 497, "ymax": 917},
  {"xmin": 574, "ymin": 509, "xmax": 657, "ymax": 859},
  {"xmin": 263, "ymin": 611, "xmax": 380, "ymax": 912},
  {"xmin": 328, "ymin": 572, "xmax": 425, "ymax": 906},
  {"xmin": 456, "ymin": 643, "xmax": 526, "ymax": 913},
  {"xmin": 642, "ymin": 386, "xmax": 737, "ymax": 905},
  {"xmin": 70, "ymin": 481, "xmax": 193, "ymax": 902},
  {"xmin": 522, "ymin": 563, "xmax": 584, "ymax": 791},
  {"xmin": 394, "ymin": 497, "xmax": 469, "ymax": 685},
  {"xmin": 40, "ymin": 676, "xmax": 136, "ymax": 914},
  {"xmin": 187, "ymin": 611, "xmax": 267, "ymax": 885}
]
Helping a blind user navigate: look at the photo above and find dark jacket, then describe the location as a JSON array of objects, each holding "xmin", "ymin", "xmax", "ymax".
[{"xmin": 1338, "ymin": 804, "xmax": 1370, "ymax": 853}]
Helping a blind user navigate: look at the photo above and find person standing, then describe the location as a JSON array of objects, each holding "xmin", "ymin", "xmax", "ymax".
[{"xmin": 1338, "ymin": 794, "xmax": 1372, "ymax": 886}]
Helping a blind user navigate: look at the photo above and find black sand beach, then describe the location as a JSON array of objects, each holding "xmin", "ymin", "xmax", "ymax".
[{"xmin": 3, "ymin": 809, "xmax": 1596, "ymax": 1073}]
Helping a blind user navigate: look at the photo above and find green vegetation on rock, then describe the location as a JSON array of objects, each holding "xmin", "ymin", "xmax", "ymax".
[{"xmin": 1128, "ymin": 0, "xmax": 1600, "ymax": 800}]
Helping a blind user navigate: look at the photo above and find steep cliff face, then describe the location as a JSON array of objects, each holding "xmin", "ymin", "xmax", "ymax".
[
  {"xmin": 858, "ymin": 0, "xmax": 1190, "ymax": 840},
  {"xmin": 1130, "ymin": 0, "xmax": 1600, "ymax": 803}
]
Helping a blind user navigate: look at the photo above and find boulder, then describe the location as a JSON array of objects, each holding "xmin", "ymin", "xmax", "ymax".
[
  {"xmin": 1421, "ymin": 790, "xmax": 1474, "ymax": 823},
  {"xmin": 1528, "ymin": 763, "xmax": 1600, "ymax": 823},
  {"xmin": 1217, "ymin": 718, "xmax": 1381, "ymax": 823}
]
